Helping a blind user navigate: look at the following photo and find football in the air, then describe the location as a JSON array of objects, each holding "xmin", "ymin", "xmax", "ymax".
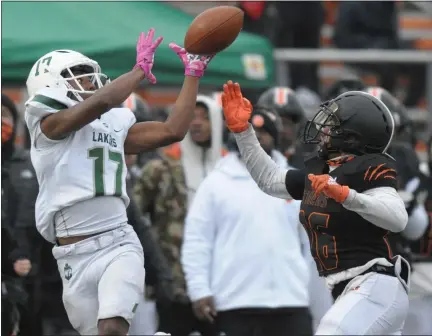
[{"xmin": 184, "ymin": 6, "xmax": 244, "ymax": 55}]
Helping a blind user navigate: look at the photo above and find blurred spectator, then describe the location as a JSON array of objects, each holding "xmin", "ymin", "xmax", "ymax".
[
  {"xmin": 134, "ymin": 95, "xmax": 223, "ymax": 336},
  {"xmin": 3, "ymin": 94, "xmax": 77, "ymax": 336},
  {"xmin": 274, "ymin": 1, "xmax": 324, "ymax": 93},
  {"xmin": 2, "ymin": 225, "xmax": 30, "ymax": 336},
  {"xmin": 237, "ymin": 2, "xmax": 281, "ymax": 103},
  {"xmin": 294, "ymin": 87, "xmax": 323, "ymax": 160},
  {"xmin": 239, "ymin": 1, "xmax": 280, "ymax": 43},
  {"xmin": 125, "ymin": 154, "xmax": 173, "ymax": 336},
  {"xmin": 402, "ymin": 135, "xmax": 432, "ymax": 335},
  {"xmin": 152, "ymin": 105, "xmax": 170, "ymax": 123},
  {"xmin": 333, "ymin": 1, "xmax": 425, "ymax": 107},
  {"xmin": 365, "ymin": 87, "xmax": 419, "ymax": 188},
  {"xmin": 121, "ymin": 93, "xmax": 161, "ymax": 169},
  {"xmin": 2, "ymin": 93, "xmax": 33, "ymax": 336},
  {"xmin": 181, "ymin": 111, "xmax": 313, "ymax": 336},
  {"xmin": 366, "ymin": 87, "xmax": 429, "ymax": 309},
  {"xmin": 295, "ymin": 86, "xmax": 321, "ymax": 121},
  {"xmin": 322, "ymin": 78, "xmax": 366, "ymax": 101},
  {"xmin": 256, "ymin": 87, "xmax": 307, "ymax": 168},
  {"xmin": 210, "ymin": 92, "xmax": 229, "ymax": 146}
]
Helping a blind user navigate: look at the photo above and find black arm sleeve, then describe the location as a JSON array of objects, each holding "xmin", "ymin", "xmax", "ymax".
[{"xmin": 285, "ymin": 169, "xmax": 306, "ymax": 200}]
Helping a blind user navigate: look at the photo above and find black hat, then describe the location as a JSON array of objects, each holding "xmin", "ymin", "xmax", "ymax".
[{"xmin": 250, "ymin": 106, "xmax": 282, "ymax": 146}]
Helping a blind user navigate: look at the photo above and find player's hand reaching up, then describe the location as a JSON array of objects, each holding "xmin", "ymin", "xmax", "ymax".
[
  {"xmin": 222, "ymin": 80, "xmax": 253, "ymax": 133},
  {"xmin": 134, "ymin": 28, "xmax": 164, "ymax": 84},
  {"xmin": 169, "ymin": 44, "xmax": 214, "ymax": 78},
  {"xmin": 308, "ymin": 174, "xmax": 350, "ymax": 203}
]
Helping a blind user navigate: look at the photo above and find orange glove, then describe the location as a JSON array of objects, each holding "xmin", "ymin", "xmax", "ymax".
[
  {"xmin": 2, "ymin": 118, "xmax": 13, "ymax": 144},
  {"xmin": 308, "ymin": 174, "xmax": 350, "ymax": 203},
  {"xmin": 221, "ymin": 80, "xmax": 253, "ymax": 133}
]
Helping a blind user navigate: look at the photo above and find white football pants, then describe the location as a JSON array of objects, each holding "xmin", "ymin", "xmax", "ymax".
[
  {"xmin": 315, "ymin": 272, "xmax": 408, "ymax": 335},
  {"xmin": 53, "ymin": 225, "xmax": 145, "ymax": 335},
  {"xmin": 129, "ymin": 298, "xmax": 157, "ymax": 335}
]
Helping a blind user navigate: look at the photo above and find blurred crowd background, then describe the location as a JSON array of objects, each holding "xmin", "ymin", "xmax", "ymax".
[{"xmin": 2, "ymin": 1, "xmax": 432, "ymax": 336}]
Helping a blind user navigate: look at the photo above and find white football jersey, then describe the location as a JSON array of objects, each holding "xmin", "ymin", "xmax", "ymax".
[{"xmin": 25, "ymin": 88, "xmax": 136, "ymax": 243}]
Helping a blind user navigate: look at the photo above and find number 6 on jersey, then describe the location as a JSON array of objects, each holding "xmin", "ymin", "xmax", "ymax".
[{"xmin": 88, "ymin": 147, "xmax": 123, "ymax": 197}]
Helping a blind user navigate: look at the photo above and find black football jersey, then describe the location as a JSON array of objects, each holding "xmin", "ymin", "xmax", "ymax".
[{"xmin": 298, "ymin": 153, "xmax": 399, "ymax": 276}]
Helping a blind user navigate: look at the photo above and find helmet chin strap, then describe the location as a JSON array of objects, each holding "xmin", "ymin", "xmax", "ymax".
[
  {"xmin": 319, "ymin": 145, "xmax": 340, "ymax": 160},
  {"xmin": 319, "ymin": 137, "xmax": 359, "ymax": 160}
]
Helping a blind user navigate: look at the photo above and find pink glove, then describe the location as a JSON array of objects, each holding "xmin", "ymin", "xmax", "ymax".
[
  {"xmin": 134, "ymin": 29, "xmax": 164, "ymax": 84},
  {"xmin": 169, "ymin": 43, "xmax": 214, "ymax": 78}
]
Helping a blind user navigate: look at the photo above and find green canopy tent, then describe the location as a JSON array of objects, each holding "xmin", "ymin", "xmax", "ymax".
[{"xmin": 2, "ymin": 2, "xmax": 274, "ymax": 88}]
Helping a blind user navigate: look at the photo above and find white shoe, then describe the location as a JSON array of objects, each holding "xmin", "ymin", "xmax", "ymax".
[{"xmin": 154, "ymin": 333, "xmax": 171, "ymax": 336}]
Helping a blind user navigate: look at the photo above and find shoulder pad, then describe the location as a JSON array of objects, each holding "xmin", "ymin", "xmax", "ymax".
[
  {"xmin": 107, "ymin": 107, "xmax": 136, "ymax": 131},
  {"xmin": 341, "ymin": 153, "xmax": 398, "ymax": 191},
  {"xmin": 342, "ymin": 153, "xmax": 396, "ymax": 175},
  {"xmin": 25, "ymin": 88, "xmax": 78, "ymax": 122},
  {"xmin": 26, "ymin": 87, "xmax": 76, "ymax": 109}
]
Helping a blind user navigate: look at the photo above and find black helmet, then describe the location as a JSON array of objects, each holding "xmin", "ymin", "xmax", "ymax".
[
  {"xmin": 122, "ymin": 93, "xmax": 152, "ymax": 123},
  {"xmin": 303, "ymin": 91, "xmax": 395, "ymax": 158},
  {"xmin": 364, "ymin": 87, "xmax": 411, "ymax": 133},
  {"xmin": 257, "ymin": 87, "xmax": 305, "ymax": 123},
  {"xmin": 323, "ymin": 78, "xmax": 366, "ymax": 101}
]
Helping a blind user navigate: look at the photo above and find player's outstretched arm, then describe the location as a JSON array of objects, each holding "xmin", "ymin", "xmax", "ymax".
[
  {"xmin": 124, "ymin": 45, "xmax": 214, "ymax": 153},
  {"xmin": 221, "ymin": 81, "xmax": 305, "ymax": 200},
  {"xmin": 41, "ymin": 29, "xmax": 163, "ymax": 140}
]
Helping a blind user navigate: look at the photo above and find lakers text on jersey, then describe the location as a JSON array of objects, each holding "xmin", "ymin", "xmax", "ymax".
[{"xmin": 25, "ymin": 87, "xmax": 136, "ymax": 243}]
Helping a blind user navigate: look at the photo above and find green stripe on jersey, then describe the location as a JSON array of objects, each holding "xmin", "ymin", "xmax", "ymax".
[{"xmin": 31, "ymin": 95, "xmax": 68, "ymax": 110}]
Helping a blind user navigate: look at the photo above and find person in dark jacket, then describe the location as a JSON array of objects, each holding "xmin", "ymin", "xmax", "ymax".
[
  {"xmin": 2, "ymin": 93, "xmax": 33, "ymax": 336},
  {"xmin": 333, "ymin": 1, "xmax": 425, "ymax": 106},
  {"xmin": 126, "ymin": 159, "xmax": 174, "ymax": 335},
  {"xmin": 125, "ymin": 102, "xmax": 174, "ymax": 335},
  {"xmin": 126, "ymin": 174, "xmax": 173, "ymax": 295},
  {"xmin": 122, "ymin": 93, "xmax": 162, "ymax": 169},
  {"xmin": 274, "ymin": 1, "xmax": 324, "ymax": 93}
]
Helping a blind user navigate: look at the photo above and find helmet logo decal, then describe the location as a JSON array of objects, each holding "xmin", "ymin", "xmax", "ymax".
[
  {"xmin": 275, "ymin": 88, "xmax": 291, "ymax": 106},
  {"xmin": 35, "ymin": 56, "xmax": 53, "ymax": 76}
]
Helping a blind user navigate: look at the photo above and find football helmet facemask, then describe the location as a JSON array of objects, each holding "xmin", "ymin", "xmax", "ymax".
[
  {"xmin": 26, "ymin": 50, "xmax": 110, "ymax": 101},
  {"xmin": 303, "ymin": 91, "xmax": 395, "ymax": 158}
]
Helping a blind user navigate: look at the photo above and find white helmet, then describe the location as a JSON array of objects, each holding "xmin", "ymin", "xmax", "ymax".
[{"xmin": 26, "ymin": 49, "xmax": 110, "ymax": 101}]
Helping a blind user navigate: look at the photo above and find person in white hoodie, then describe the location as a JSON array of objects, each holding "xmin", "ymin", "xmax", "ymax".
[
  {"xmin": 181, "ymin": 106, "xmax": 314, "ymax": 336},
  {"xmin": 134, "ymin": 95, "xmax": 224, "ymax": 336}
]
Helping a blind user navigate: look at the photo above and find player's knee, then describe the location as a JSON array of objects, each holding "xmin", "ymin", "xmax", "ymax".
[{"xmin": 98, "ymin": 317, "xmax": 129, "ymax": 336}]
